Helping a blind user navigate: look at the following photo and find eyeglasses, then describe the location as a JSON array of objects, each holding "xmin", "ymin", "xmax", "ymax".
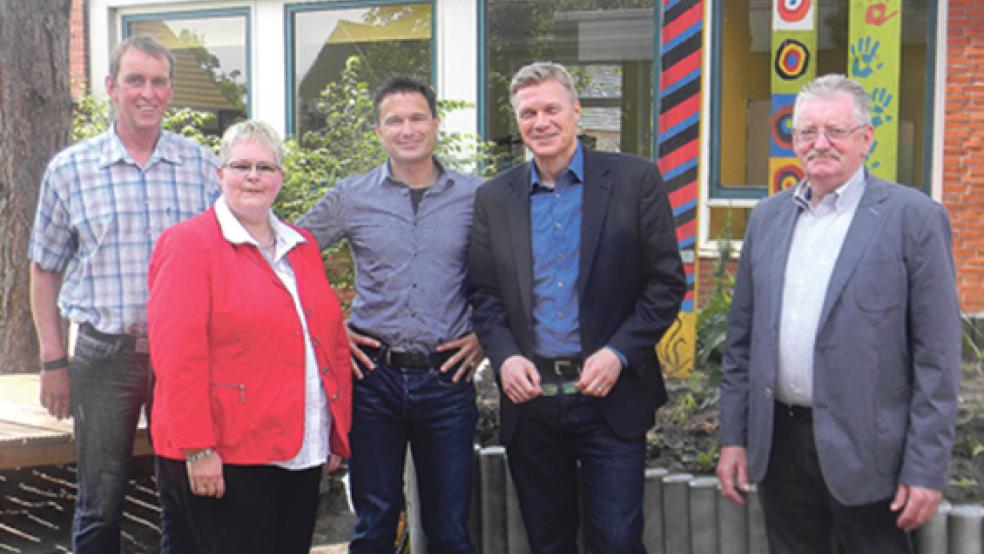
[
  {"xmin": 225, "ymin": 161, "xmax": 281, "ymax": 177},
  {"xmin": 793, "ymin": 125, "xmax": 865, "ymax": 143}
]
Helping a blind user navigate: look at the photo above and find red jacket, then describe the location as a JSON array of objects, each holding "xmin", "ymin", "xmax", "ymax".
[{"xmin": 147, "ymin": 207, "xmax": 352, "ymax": 464}]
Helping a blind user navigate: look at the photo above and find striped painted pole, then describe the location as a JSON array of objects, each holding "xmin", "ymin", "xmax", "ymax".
[
  {"xmin": 656, "ymin": 0, "xmax": 703, "ymax": 377},
  {"xmin": 915, "ymin": 500, "xmax": 950, "ymax": 554},
  {"xmin": 745, "ymin": 485, "xmax": 769, "ymax": 554},
  {"xmin": 478, "ymin": 446, "xmax": 507, "ymax": 554},
  {"xmin": 948, "ymin": 504, "xmax": 984, "ymax": 554}
]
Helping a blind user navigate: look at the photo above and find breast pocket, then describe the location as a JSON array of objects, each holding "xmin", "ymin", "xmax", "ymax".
[{"xmin": 854, "ymin": 260, "xmax": 906, "ymax": 312}]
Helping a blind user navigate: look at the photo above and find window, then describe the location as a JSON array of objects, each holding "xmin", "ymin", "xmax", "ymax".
[
  {"xmin": 287, "ymin": 2, "xmax": 433, "ymax": 138},
  {"xmin": 124, "ymin": 9, "xmax": 250, "ymax": 134},
  {"xmin": 484, "ymin": 0, "xmax": 657, "ymax": 168},
  {"xmin": 708, "ymin": 0, "xmax": 937, "ymax": 241}
]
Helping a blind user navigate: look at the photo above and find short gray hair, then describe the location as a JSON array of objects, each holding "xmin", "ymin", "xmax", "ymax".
[
  {"xmin": 509, "ymin": 61, "xmax": 578, "ymax": 109},
  {"xmin": 220, "ymin": 120, "xmax": 284, "ymax": 166},
  {"xmin": 109, "ymin": 35, "xmax": 175, "ymax": 83},
  {"xmin": 793, "ymin": 74, "xmax": 872, "ymax": 128}
]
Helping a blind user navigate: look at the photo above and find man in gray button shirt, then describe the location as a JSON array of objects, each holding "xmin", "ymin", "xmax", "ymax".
[{"xmin": 298, "ymin": 76, "xmax": 482, "ymax": 553}]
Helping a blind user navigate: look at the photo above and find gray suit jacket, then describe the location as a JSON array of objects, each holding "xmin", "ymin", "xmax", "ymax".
[{"xmin": 718, "ymin": 171, "xmax": 961, "ymax": 506}]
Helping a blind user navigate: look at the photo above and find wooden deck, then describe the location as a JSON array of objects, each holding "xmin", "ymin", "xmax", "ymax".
[{"xmin": 0, "ymin": 374, "xmax": 152, "ymax": 470}]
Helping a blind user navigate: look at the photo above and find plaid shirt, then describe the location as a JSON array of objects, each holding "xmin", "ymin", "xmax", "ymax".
[{"xmin": 28, "ymin": 127, "xmax": 220, "ymax": 336}]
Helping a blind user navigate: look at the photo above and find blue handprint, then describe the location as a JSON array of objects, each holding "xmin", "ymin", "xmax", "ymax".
[
  {"xmin": 865, "ymin": 139, "xmax": 881, "ymax": 169},
  {"xmin": 851, "ymin": 36, "xmax": 885, "ymax": 78},
  {"xmin": 870, "ymin": 87, "xmax": 894, "ymax": 128}
]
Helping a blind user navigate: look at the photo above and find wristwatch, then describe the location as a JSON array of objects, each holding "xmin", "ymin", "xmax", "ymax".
[{"xmin": 185, "ymin": 448, "xmax": 216, "ymax": 463}]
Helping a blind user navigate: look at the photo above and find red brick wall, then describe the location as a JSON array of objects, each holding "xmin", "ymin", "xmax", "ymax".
[
  {"xmin": 944, "ymin": 0, "xmax": 984, "ymax": 314},
  {"xmin": 69, "ymin": 0, "xmax": 87, "ymax": 97}
]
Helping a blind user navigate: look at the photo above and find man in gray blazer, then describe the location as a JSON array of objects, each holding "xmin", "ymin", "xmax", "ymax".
[{"xmin": 716, "ymin": 74, "xmax": 961, "ymax": 553}]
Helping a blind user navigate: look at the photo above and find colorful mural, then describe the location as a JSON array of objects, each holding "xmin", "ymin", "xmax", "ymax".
[
  {"xmin": 769, "ymin": 0, "xmax": 817, "ymax": 195},
  {"xmin": 656, "ymin": 0, "xmax": 703, "ymax": 377},
  {"xmin": 848, "ymin": 0, "xmax": 901, "ymax": 180}
]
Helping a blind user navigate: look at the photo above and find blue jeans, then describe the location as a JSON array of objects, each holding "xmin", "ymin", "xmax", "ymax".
[
  {"xmin": 506, "ymin": 394, "xmax": 646, "ymax": 554},
  {"xmin": 69, "ymin": 326, "xmax": 152, "ymax": 554},
  {"xmin": 349, "ymin": 357, "xmax": 478, "ymax": 554}
]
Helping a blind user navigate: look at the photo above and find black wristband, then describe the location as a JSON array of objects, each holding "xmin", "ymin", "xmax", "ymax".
[{"xmin": 42, "ymin": 357, "xmax": 69, "ymax": 371}]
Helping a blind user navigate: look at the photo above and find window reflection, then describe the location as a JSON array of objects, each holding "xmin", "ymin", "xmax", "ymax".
[
  {"xmin": 127, "ymin": 13, "xmax": 248, "ymax": 134},
  {"xmin": 291, "ymin": 3, "xmax": 432, "ymax": 138},
  {"xmin": 485, "ymin": 1, "xmax": 656, "ymax": 169}
]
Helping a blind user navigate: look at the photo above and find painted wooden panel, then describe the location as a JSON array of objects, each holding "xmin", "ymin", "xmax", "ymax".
[
  {"xmin": 657, "ymin": 0, "xmax": 703, "ymax": 376},
  {"xmin": 848, "ymin": 0, "xmax": 901, "ymax": 180}
]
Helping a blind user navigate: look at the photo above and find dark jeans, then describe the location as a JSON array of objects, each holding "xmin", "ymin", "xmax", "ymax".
[
  {"xmin": 758, "ymin": 404, "xmax": 913, "ymax": 554},
  {"xmin": 69, "ymin": 326, "xmax": 152, "ymax": 554},
  {"xmin": 156, "ymin": 456, "xmax": 322, "ymax": 554},
  {"xmin": 506, "ymin": 394, "xmax": 646, "ymax": 554},
  {"xmin": 349, "ymin": 357, "xmax": 478, "ymax": 554}
]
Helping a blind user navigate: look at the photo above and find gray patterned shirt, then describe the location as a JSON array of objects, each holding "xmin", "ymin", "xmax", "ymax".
[{"xmin": 298, "ymin": 162, "xmax": 481, "ymax": 353}]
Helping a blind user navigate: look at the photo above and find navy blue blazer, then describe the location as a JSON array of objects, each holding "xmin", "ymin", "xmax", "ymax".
[{"xmin": 467, "ymin": 148, "xmax": 686, "ymax": 444}]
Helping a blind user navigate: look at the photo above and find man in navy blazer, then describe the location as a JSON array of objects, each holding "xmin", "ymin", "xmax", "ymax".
[
  {"xmin": 468, "ymin": 61, "xmax": 685, "ymax": 553},
  {"xmin": 717, "ymin": 74, "xmax": 961, "ymax": 553}
]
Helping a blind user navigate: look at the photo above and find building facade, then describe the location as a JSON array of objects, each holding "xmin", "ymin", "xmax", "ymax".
[{"xmin": 70, "ymin": 0, "xmax": 983, "ymax": 370}]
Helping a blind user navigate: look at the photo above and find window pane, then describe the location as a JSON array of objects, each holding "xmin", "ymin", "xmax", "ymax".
[
  {"xmin": 715, "ymin": 1, "xmax": 933, "ymax": 196},
  {"xmin": 291, "ymin": 3, "xmax": 432, "ymax": 138},
  {"xmin": 486, "ymin": 0, "xmax": 655, "ymax": 168},
  {"xmin": 128, "ymin": 14, "xmax": 248, "ymax": 134},
  {"xmin": 709, "ymin": 207, "xmax": 750, "ymax": 241}
]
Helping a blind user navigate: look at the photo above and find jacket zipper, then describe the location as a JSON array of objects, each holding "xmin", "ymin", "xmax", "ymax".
[{"xmin": 211, "ymin": 381, "xmax": 246, "ymax": 404}]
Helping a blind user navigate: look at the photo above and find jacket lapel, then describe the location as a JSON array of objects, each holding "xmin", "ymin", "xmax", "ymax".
[
  {"xmin": 816, "ymin": 174, "xmax": 889, "ymax": 333},
  {"xmin": 577, "ymin": 149, "xmax": 613, "ymax": 297},
  {"xmin": 769, "ymin": 194, "xmax": 800, "ymax": 332},
  {"xmin": 505, "ymin": 164, "xmax": 534, "ymax": 319}
]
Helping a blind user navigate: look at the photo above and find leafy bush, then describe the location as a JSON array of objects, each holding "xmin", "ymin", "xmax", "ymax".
[{"xmin": 695, "ymin": 235, "xmax": 735, "ymax": 384}]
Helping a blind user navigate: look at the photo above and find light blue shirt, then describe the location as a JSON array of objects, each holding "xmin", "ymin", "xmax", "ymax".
[
  {"xmin": 778, "ymin": 166, "xmax": 867, "ymax": 406},
  {"xmin": 28, "ymin": 126, "xmax": 220, "ymax": 336}
]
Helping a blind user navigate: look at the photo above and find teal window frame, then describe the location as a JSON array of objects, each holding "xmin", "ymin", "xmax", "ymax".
[
  {"xmin": 122, "ymin": 7, "xmax": 253, "ymax": 119},
  {"xmin": 283, "ymin": 0, "xmax": 437, "ymax": 138}
]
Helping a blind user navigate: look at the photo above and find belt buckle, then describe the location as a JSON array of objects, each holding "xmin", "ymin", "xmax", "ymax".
[
  {"xmin": 553, "ymin": 360, "xmax": 572, "ymax": 378},
  {"xmin": 135, "ymin": 337, "xmax": 149, "ymax": 354},
  {"xmin": 383, "ymin": 347, "xmax": 393, "ymax": 366}
]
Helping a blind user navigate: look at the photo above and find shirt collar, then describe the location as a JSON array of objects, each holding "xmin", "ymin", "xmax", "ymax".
[
  {"xmin": 530, "ymin": 141, "xmax": 584, "ymax": 191},
  {"xmin": 379, "ymin": 158, "xmax": 452, "ymax": 193},
  {"xmin": 99, "ymin": 125, "xmax": 184, "ymax": 168},
  {"xmin": 214, "ymin": 196, "xmax": 305, "ymax": 261},
  {"xmin": 792, "ymin": 165, "xmax": 866, "ymax": 213}
]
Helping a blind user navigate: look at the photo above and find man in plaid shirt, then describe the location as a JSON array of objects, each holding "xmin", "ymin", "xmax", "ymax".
[{"xmin": 28, "ymin": 35, "xmax": 219, "ymax": 553}]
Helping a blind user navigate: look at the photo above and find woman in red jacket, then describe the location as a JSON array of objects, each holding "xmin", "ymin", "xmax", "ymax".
[{"xmin": 148, "ymin": 120, "xmax": 352, "ymax": 554}]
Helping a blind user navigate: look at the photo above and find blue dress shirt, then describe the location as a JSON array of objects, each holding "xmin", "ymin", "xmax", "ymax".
[{"xmin": 530, "ymin": 144, "xmax": 585, "ymax": 358}]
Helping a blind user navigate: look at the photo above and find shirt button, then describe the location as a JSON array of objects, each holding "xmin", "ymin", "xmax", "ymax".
[
  {"xmin": 555, "ymin": 223, "xmax": 562, "ymax": 229},
  {"xmin": 764, "ymin": 387, "xmax": 773, "ymax": 399},
  {"xmin": 557, "ymin": 281, "xmax": 564, "ymax": 287}
]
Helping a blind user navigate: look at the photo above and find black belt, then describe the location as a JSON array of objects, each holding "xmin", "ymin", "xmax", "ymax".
[
  {"xmin": 776, "ymin": 400, "xmax": 812, "ymax": 422},
  {"xmin": 364, "ymin": 344, "xmax": 455, "ymax": 370},
  {"xmin": 352, "ymin": 327, "xmax": 457, "ymax": 370},
  {"xmin": 79, "ymin": 322, "xmax": 149, "ymax": 354},
  {"xmin": 533, "ymin": 357, "xmax": 583, "ymax": 381}
]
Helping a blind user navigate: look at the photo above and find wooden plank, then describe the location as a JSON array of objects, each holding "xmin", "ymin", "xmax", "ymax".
[{"xmin": 0, "ymin": 374, "xmax": 151, "ymax": 470}]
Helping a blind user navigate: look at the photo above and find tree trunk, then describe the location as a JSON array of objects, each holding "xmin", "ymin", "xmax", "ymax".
[{"xmin": 0, "ymin": 1, "xmax": 72, "ymax": 373}]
